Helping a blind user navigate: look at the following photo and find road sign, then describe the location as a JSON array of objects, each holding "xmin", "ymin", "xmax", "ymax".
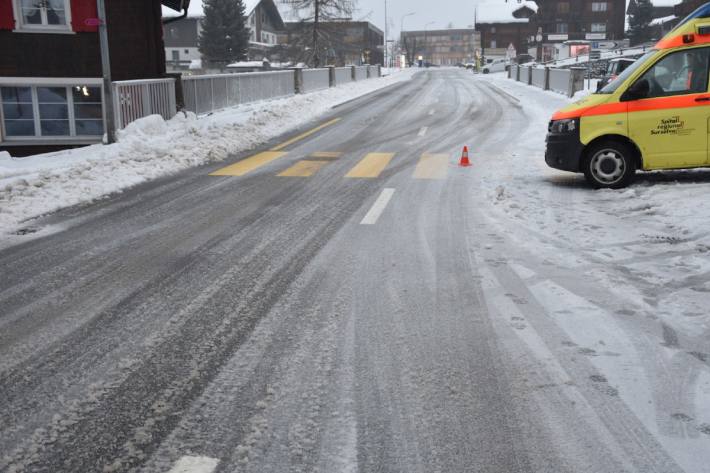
[
  {"xmin": 590, "ymin": 50, "xmax": 601, "ymax": 60},
  {"xmin": 596, "ymin": 41, "xmax": 618, "ymax": 49}
]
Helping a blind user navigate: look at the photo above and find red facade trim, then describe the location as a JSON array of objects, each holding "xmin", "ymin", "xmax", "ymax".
[
  {"xmin": 0, "ymin": 0, "xmax": 15, "ymax": 30},
  {"xmin": 70, "ymin": 0, "xmax": 98, "ymax": 32}
]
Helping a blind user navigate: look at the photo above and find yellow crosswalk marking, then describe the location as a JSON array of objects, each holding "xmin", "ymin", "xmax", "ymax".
[
  {"xmin": 210, "ymin": 151, "xmax": 287, "ymax": 176},
  {"xmin": 310, "ymin": 151, "xmax": 342, "ymax": 159},
  {"xmin": 413, "ymin": 153, "xmax": 449, "ymax": 180},
  {"xmin": 345, "ymin": 153, "xmax": 395, "ymax": 178},
  {"xmin": 270, "ymin": 118, "xmax": 341, "ymax": 151},
  {"xmin": 278, "ymin": 160, "xmax": 329, "ymax": 177}
]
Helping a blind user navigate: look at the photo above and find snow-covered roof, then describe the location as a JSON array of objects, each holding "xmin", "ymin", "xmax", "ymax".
[
  {"xmin": 226, "ymin": 60, "xmax": 270, "ymax": 67},
  {"xmin": 650, "ymin": 14, "xmax": 677, "ymax": 25},
  {"xmin": 476, "ymin": 1, "xmax": 537, "ymax": 25},
  {"xmin": 650, "ymin": 0, "xmax": 681, "ymax": 7},
  {"xmin": 162, "ymin": 0, "xmax": 262, "ymax": 19}
]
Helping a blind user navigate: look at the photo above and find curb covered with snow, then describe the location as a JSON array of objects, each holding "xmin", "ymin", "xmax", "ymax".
[{"xmin": 0, "ymin": 70, "xmax": 416, "ymax": 237}]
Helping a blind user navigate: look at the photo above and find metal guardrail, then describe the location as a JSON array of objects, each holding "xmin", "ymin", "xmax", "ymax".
[
  {"xmin": 354, "ymin": 66, "xmax": 368, "ymax": 81},
  {"xmin": 519, "ymin": 66, "xmax": 531, "ymax": 85},
  {"xmin": 113, "ymin": 78, "xmax": 177, "ymax": 130},
  {"xmin": 531, "ymin": 68, "xmax": 546, "ymax": 89},
  {"xmin": 182, "ymin": 70, "xmax": 295, "ymax": 115},
  {"xmin": 111, "ymin": 65, "xmax": 382, "ymax": 129},
  {"xmin": 301, "ymin": 68, "xmax": 330, "ymax": 93},
  {"xmin": 548, "ymin": 69, "xmax": 571, "ymax": 95},
  {"xmin": 335, "ymin": 67, "xmax": 353, "ymax": 85},
  {"xmin": 508, "ymin": 64, "xmax": 585, "ymax": 97}
]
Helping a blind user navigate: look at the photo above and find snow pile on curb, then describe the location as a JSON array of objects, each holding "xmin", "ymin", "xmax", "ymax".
[{"xmin": 0, "ymin": 70, "xmax": 416, "ymax": 236}]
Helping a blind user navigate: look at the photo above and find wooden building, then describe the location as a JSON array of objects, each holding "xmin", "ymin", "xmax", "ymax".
[
  {"xmin": 1, "ymin": 0, "xmax": 181, "ymax": 156},
  {"xmin": 533, "ymin": 0, "xmax": 627, "ymax": 45},
  {"xmin": 283, "ymin": 21, "xmax": 384, "ymax": 66},
  {"xmin": 476, "ymin": 1, "xmax": 537, "ymax": 59}
]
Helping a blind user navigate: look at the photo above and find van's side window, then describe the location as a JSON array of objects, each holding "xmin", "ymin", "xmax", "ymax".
[{"xmin": 636, "ymin": 47, "xmax": 710, "ymax": 98}]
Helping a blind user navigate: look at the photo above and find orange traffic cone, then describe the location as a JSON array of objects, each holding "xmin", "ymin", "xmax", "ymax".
[{"xmin": 459, "ymin": 146, "xmax": 471, "ymax": 167}]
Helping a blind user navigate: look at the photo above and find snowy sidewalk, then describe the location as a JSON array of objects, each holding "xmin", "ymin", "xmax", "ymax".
[
  {"xmin": 0, "ymin": 69, "xmax": 416, "ymax": 238},
  {"xmin": 472, "ymin": 72, "xmax": 710, "ymax": 472},
  {"xmin": 477, "ymin": 72, "xmax": 710, "ymax": 362}
]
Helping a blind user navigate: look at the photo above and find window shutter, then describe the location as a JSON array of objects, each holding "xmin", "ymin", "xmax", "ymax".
[
  {"xmin": 0, "ymin": 0, "xmax": 15, "ymax": 30},
  {"xmin": 70, "ymin": 0, "xmax": 99, "ymax": 32}
]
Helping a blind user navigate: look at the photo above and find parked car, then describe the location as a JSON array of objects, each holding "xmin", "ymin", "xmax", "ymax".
[
  {"xmin": 596, "ymin": 58, "xmax": 637, "ymax": 91},
  {"xmin": 514, "ymin": 54, "xmax": 535, "ymax": 65},
  {"xmin": 482, "ymin": 58, "xmax": 509, "ymax": 74}
]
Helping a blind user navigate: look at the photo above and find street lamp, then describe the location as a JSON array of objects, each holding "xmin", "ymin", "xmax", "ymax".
[
  {"xmin": 384, "ymin": 0, "xmax": 387, "ymax": 68},
  {"xmin": 400, "ymin": 12, "xmax": 415, "ymax": 67},
  {"xmin": 424, "ymin": 21, "xmax": 435, "ymax": 66}
]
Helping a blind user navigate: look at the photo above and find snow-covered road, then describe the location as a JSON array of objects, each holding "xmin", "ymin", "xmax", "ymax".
[
  {"xmin": 1, "ymin": 69, "xmax": 709, "ymax": 473},
  {"xmin": 0, "ymin": 69, "xmax": 416, "ymax": 244}
]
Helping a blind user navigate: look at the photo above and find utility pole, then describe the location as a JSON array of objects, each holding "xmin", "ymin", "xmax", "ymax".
[
  {"xmin": 384, "ymin": 0, "xmax": 388, "ymax": 67},
  {"xmin": 313, "ymin": 0, "xmax": 320, "ymax": 67},
  {"xmin": 97, "ymin": 0, "xmax": 116, "ymax": 144},
  {"xmin": 400, "ymin": 12, "xmax": 415, "ymax": 68}
]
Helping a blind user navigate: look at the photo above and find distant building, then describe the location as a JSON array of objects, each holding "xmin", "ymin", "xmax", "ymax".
[
  {"xmin": 475, "ymin": 1, "xmax": 537, "ymax": 58},
  {"xmin": 164, "ymin": 17, "xmax": 202, "ymax": 71},
  {"xmin": 282, "ymin": 21, "xmax": 384, "ymax": 66},
  {"xmin": 673, "ymin": 0, "xmax": 704, "ymax": 18},
  {"xmin": 626, "ymin": 0, "xmax": 681, "ymax": 40},
  {"xmin": 246, "ymin": 0, "xmax": 286, "ymax": 60},
  {"xmin": 162, "ymin": 0, "xmax": 287, "ymax": 71},
  {"xmin": 532, "ymin": 0, "xmax": 626, "ymax": 59},
  {"xmin": 400, "ymin": 28, "xmax": 480, "ymax": 66}
]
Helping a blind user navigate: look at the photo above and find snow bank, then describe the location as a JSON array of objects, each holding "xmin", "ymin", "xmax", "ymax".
[{"xmin": 0, "ymin": 70, "xmax": 416, "ymax": 237}]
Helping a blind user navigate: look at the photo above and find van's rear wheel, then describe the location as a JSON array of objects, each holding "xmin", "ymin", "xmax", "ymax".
[{"xmin": 582, "ymin": 140, "xmax": 636, "ymax": 189}]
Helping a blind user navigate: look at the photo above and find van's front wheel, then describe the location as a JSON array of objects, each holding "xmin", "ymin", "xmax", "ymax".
[{"xmin": 582, "ymin": 140, "xmax": 636, "ymax": 189}]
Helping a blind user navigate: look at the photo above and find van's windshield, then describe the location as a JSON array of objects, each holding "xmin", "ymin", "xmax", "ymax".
[{"xmin": 598, "ymin": 51, "xmax": 656, "ymax": 94}]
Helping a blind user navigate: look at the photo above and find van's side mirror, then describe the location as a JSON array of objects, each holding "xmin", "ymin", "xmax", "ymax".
[{"xmin": 621, "ymin": 79, "xmax": 650, "ymax": 101}]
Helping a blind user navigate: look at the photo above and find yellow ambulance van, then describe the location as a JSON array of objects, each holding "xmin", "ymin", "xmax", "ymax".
[{"xmin": 545, "ymin": 3, "xmax": 710, "ymax": 188}]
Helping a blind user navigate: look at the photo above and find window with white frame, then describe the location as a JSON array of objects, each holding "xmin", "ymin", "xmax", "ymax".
[
  {"xmin": 592, "ymin": 2, "xmax": 608, "ymax": 12},
  {"xmin": 14, "ymin": 0, "xmax": 72, "ymax": 31},
  {"xmin": 556, "ymin": 23, "xmax": 569, "ymax": 33},
  {"xmin": 591, "ymin": 22, "xmax": 607, "ymax": 32},
  {"xmin": 1, "ymin": 84, "xmax": 103, "ymax": 140}
]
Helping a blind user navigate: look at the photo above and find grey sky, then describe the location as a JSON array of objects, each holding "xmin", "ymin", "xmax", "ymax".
[{"xmin": 353, "ymin": 0, "xmax": 476, "ymax": 37}]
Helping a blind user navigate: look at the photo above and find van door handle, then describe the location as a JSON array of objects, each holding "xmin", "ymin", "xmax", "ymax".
[{"xmin": 695, "ymin": 96, "xmax": 710, "ymax": 102}]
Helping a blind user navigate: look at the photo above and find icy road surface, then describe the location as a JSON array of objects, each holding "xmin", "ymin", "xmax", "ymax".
[{"xmin": 1, "ymin": 69, "xmax": 710, "ymax": 473}]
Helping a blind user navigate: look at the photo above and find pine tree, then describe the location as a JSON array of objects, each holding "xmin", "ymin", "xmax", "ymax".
[
  {"xmin": 627, "ymin": 0, "xmax": 654, "ymax": 46},
  {"xmin": 199, "ymin": 0, "xmax": 251, "ymax": 68}
]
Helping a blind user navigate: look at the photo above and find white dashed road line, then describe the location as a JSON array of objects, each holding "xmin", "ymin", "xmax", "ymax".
[
  {"xmin": 167, "ymin": 456, "xmax": 219, "ymax": 473},
  {"xmin": 360, "ymin": 188, "xmax": 396, "ymax": 225}
]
